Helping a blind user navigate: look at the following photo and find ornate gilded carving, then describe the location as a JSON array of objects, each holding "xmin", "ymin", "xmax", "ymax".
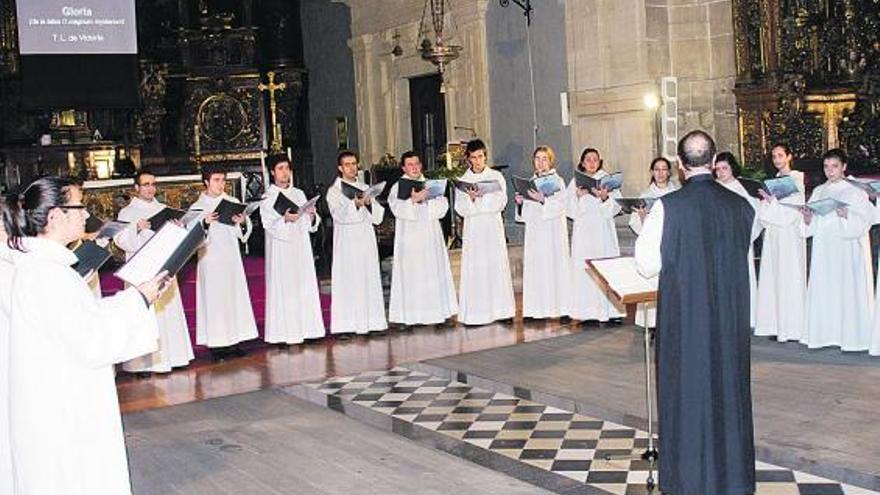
[
  {"xmin": 804, "ymin": 92, "xmax": 857, "ymax": 150},
  {"xmin": 82, "ymin": 177, "xmax": 241, "ymax": 224},
  {"xmin": 184, "ymin": 78, "xmax": 262, "ymax": 158},
  {"xmin": 198, "ymin": 94, "xmax": 248, "ymax": 143},
  {"xmin": 269, "ymin": 67, "xmax": 307, "ymax": 155},
  {"xmin": 738, "ymin": 109, "xmax": 766, "ymax": 170},
  {"xmin": 765, "ymin": 79, "xmax": 824, "ymax": 158},
  {"xmin": 735, "ymin": 0, "xmax": 880, "ymax": 168},
  {"xmin": 136, "ymin": 61, "xmax": 169, "ymax": 151},
  {"xmin": 0, "ymin": 0, "xmax": 18, "ymax": 75},
  {"xmin": 839, "ymin": 76, "xmax": 880, "ymax": 169}
]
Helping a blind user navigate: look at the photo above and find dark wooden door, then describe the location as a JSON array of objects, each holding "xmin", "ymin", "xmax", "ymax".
[{"xmin": 409, "ymin": 74, "xmax": 447, "ymax": 171}]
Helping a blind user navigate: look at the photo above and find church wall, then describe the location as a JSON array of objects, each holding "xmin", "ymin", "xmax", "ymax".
[
  {"xmin": 666, "ymin": 0, "xmax": 738, "ymax": 156},
  {"xmin": 343, "ymin": 0, "xmax": 492, "ymax": 168},
  {"xmin": 565, "ymin": 0, "xmax": 657, "ymax": 195},
  {"xmin": 565, "ymin": 0, "xmax": 738, "ymax": 195},
  {"xmin": 302, "ymin": 0, "xmax": 359, "ymax": 186},
  {"xmin": 486, "ymin": 0, "xmax": 573, "ymax": 179}
]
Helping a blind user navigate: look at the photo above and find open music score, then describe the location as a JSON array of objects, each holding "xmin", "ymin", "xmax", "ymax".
[{"xmin": 586, "ymin": 256, "xmax": 657, "ymax": 306}]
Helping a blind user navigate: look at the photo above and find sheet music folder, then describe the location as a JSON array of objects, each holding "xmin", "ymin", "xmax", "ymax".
[
  {"xmin": 72, "ymin": 240, "xmax": 112, "ymax": 278},
  {"xmin": 148, "ymin": 207, "xmax": 186, "ymax": 230},
  {"xmin": 114, "ymin": 222, "xmax": 206, "ymax": 285},
  {"xmin": 213, "ymin": 199, "xmax": 247, "ymax": 225},
  {"xmin": 586, "ymin": 256, "xmax": 657, "ymax": 305}
]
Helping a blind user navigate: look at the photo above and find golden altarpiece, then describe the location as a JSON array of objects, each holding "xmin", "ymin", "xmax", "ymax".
[
  {"xmin": 733, "ymin": 0, "xmax": 880, "ymax": 176},
  {"xmin": 0, "ymin": 0, "xmax": 312, "ymax": 223}
]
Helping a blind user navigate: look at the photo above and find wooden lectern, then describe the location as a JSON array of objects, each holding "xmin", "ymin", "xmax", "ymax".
[{"xmin": 586, "ymin": 256, "xmax": 660, "ymax": 490}]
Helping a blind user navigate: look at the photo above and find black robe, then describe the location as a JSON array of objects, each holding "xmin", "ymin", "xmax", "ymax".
[{"xmin": 656, "ymin": 174, "xmax": 756, "ymax": 495}]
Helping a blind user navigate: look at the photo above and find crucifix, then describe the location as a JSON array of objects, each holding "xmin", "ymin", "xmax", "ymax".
[{"xmin": 259, "ymin": 71, "xmax": 286, "ymax": 152}]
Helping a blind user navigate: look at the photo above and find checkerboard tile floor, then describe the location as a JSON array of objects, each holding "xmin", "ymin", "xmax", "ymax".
[{"xmin": 300, "ymin": 367, "xmax": 878, "ymax": 495}]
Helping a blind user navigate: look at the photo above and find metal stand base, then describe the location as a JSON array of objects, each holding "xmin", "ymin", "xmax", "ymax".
[{"xmin": 604, "ymin": 303, "xmax": 659, "ymax": 490}]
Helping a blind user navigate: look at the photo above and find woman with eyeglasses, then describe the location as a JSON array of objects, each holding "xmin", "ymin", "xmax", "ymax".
[
  {"xmin": 5, "ymin": 176, "xmax": 168, "ymax": 494},
  {"xmin": 628, "ymin": 156, "xmax": 680, "ymax": 328}
]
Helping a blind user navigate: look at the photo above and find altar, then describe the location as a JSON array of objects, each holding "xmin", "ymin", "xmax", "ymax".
[{"xmin": 81, "ymin": 172, "xmax": 246, "ymax": 222}]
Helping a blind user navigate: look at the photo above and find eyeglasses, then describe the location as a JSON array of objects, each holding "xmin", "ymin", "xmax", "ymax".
[{"xmin": 59, "ymin": 205, "xmax": 88, "ymax": 213}]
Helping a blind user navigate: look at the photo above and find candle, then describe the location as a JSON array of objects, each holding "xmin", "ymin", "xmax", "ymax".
[{"xmin": 193, "ymin": 124, "xmax": 201, "ymax": 156}]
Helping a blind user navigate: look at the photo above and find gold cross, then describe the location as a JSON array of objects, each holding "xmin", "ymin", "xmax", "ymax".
[{"xmin": 259, "ymin": 71, "xmax": 287, "ymax": 152}]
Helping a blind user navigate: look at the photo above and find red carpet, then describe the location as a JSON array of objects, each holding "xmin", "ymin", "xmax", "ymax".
[{"xmin": 100, "ymin": 256, "xmax": 332, "ymax": 355}]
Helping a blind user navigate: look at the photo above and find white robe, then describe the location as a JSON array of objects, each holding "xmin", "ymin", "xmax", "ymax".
[
  {"xmin": 871, "ymin": 202, "xmax": 880, "ymax": 356},
  {"xmin": 567, "ymin": 171, "xmax": 625, "ymax": 321},
  {"xmin": 0, "ymin": 246, "xmax": 13, "ymax": 495},
  {"xmin": 801, "ymin": 180, "xmax": 874, "ymax": 351},
  {"xmin": 260, "ymin": 183, "xmax": 326, "ymax": 343},
  {"xmin": 628, "ymin": 182, "xmax": 679, "ymax": 327},
  {"xmin": 628, "ymin": 182, "xmax": 680, "ymax": 235},
  {"xmin": 719, "ymin": 179, "xmax": 764, "ymax": 328},
  {"xmin": 114, "ymin": 197, "xmax": 194, "ymax": 371},
  {"xmin": 191, "ymin": 193, "xmax": 258, "ymax": 347},
  {"xmin": 755, "ymin": 170, "xmax": 807, "ymax": 342},
  {"xmin": 515, "ymin": 172, "xmax": 570, "ymax": 318},
  {"xmin": 8, "ymin": 237, "xmax": 158, "ymax": 495},
  {"xmin": 327, "ymin": 178, "xmax": 388, "ymax": 334},
  {"xmin": 388, "ymin": 181, "xmax": 458, "ymax": 325},
  {"xmin": 454, "ymin": 168, "xmax": 515, "ymax": 325}
]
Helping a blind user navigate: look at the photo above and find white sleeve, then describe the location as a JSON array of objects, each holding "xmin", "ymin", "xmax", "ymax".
[
  {"xmin": 260, "ymin": 197, "xmax": 295, "ymax": 242},
  {"xmin": 389, "ymin": 184, "xmax": 422, "ymax": 222},
  {"xmin": 327, "ymin": 187, "xmax": 367, "ymax": 225},
  {"xmin": 629, "ymin": 212, "xmax": 644, "ymax": 235},
  {"xmin": 16, "ymin": 266, "xmax": 158, "ymax": 369},
  {"xmin": 635, "ymin": 199, "xmax": 664, "ymax": 278}
]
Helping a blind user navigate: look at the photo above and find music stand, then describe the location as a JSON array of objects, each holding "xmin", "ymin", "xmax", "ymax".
[{"xmin": 586, "ymin": 256, "xmax": 659, "ymax": 490}]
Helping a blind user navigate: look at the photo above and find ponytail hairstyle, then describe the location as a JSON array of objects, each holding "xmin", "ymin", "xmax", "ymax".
[
  {"xmin": 1, "ymin": 193, "xmax": 23, "ymax": 249},
  {"xmin": 7, "ymin": 176, "xmax": 75, "ymax": 251}
]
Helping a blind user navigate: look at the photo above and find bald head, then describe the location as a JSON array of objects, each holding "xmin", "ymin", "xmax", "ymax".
[{"xmin": 677, "ymin": 130, "xmax": 716, "ymax": 169}]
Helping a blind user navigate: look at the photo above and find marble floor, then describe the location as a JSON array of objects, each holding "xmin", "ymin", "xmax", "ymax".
[
  {"xmin": 125, "ymin": 388, "xmax": 553, "ymax": 495},
  {"xmin": 289, "ymin": 366, "xmax": 877, "ymax": 495},
  {"xmin": 116, "ymin": 314, "xmax": 582, "ymax": 414}
]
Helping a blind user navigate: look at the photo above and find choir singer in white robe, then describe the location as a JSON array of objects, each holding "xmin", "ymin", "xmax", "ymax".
[
  {"xmin": 260, "ymin": 154, "xmax": 326, "ymax": 345},
  {"xmin": 455, "ymin": 139, "xmax": 515, "ymax": 325},
  {"xmin": 628, "ymin": 157, "xmax": 679, "ymax": 328},
  {"xmin": 872, "ymin": 197, "xmax": 880, "ymax": 356},
  {"xmin": 114, "ymin": 170, "xmax": 194, "ymax": 372},
  {"xmin": 7, "ymin": 176, "xmax": 167, "ymax": 495},
  {"xmin": 628, "ymin": 157, "xmax": 679, "ymax": 235},
  {"xmin": 191, "ymin": 167, "xmax": 258, "ymax": 359},
  {"xmin": 714, "ymin": 152, "xmax": 764, "ymax": 329},
  {"xmin": 388, "ymin": 151, "xmax": 458, "ymax": 326},
  {"xmin": 514, "ymin": 145, "xmax": 570, "ymax": 319},
  {"xmin": 327, "ymin": 151, "xmax": 388, "ymax": 335},
  {"xmin": 567, "ymin": 147, "xmax": 625, "ymax": 324},
  {"xmin": 799, "ymin": 149, "xmax": 874, "ymax": 351},
  {"xmin": 755, "ymin": 144, "xmax": 807, "ymax": 342},
  {"xmin": 0, "ymin": 202, "xmax": 16, "ymax": 495}
]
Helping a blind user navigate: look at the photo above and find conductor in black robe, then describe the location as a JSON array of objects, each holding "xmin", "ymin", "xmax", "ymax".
[{"xmin": 634, "ymin": 130, "xmax": 756, "ymax": 495}]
